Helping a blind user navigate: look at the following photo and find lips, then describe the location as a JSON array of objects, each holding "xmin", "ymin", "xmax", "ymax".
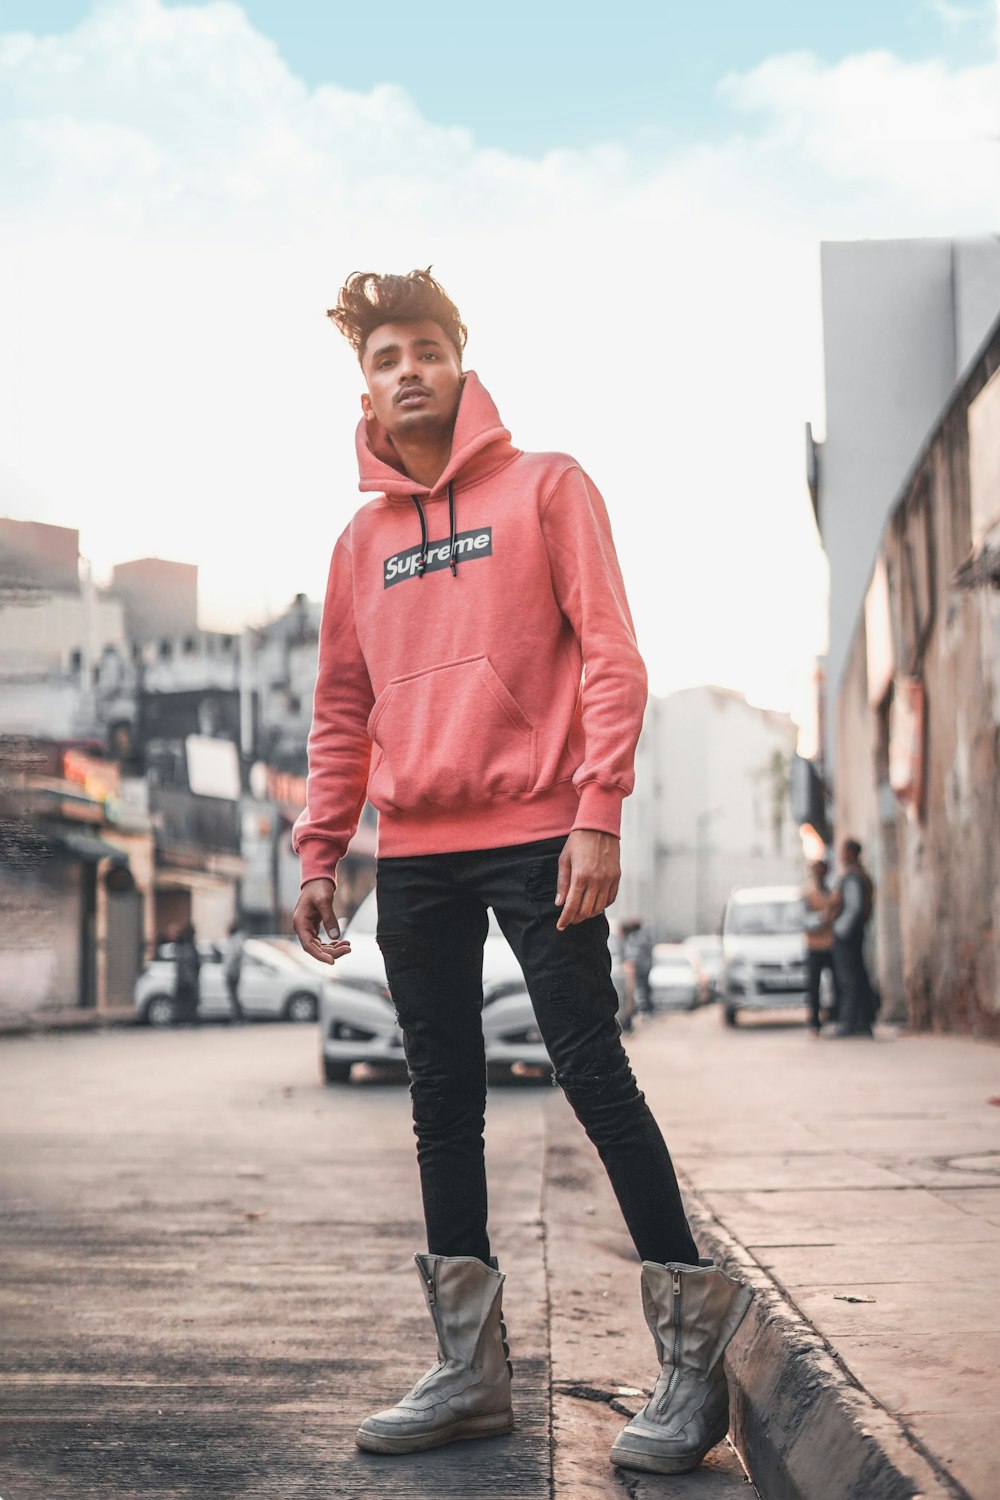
[{"xmin": 395, "ymin": 387, "xmax": 431, "ymax": 406}]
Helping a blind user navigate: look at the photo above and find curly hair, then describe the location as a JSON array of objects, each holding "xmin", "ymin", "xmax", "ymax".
[{"xmin": 328, "ymin": 268, "xmax": 467, "ymax": 363}]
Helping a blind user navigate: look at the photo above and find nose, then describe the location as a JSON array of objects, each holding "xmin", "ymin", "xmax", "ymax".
[{"xmin": 397, "ymin": 350, "xmax": 423, "ymax": 383}]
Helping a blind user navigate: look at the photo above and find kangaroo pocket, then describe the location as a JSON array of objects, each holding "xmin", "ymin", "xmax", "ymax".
[{"xmin": 367, "ymin": 654, "xmax": 537, "ymax": 814}]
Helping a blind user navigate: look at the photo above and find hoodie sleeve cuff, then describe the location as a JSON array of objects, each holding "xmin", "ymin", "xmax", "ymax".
[
  {"xmin": 572, "ymin": 783, "xmax": 624, "ymax": 839},
  {"xmin": 297, "ymin": 840, "xmax": 341, "ymax": 889}
]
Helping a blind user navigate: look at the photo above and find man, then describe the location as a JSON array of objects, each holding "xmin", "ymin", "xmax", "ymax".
[
  {"xmin": 621, "ymin": 918, "xmax": 654, "ymax": 1016},
  {"xmin": 832, "ymin": 838, "xmax": 876, "ymax": 1037},
  {"xmin": 802, "ymin": 859, "xmax": 838, "ymax": 1036},
  {"xmin": 292, "ymin": 270, "xmax": 752, "ymax": 1476},
  {"xmin": 222, "ymin": 919, "xmax": 246, "ymax": 1023},
  {"xmin": 173, "ymin": 923, "xmax": 201, "ymax": 1026}
]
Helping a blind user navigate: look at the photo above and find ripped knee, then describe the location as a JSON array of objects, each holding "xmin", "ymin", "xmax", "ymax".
[{"xmin": 554, "ymin": 1057, "xmax": 634, "ymax": 1103}]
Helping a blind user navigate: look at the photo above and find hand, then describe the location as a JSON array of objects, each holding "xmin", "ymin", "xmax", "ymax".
[
  {"xmin": 555, "ymin": 829, "xmax": 621, "ymax": 931},
  {"xmin": 292, "ymin": 878, "xmax": 352, "ymax": 965}
]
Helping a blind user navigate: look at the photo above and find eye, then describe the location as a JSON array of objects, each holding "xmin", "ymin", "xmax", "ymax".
[{"xmin": 421, "ymin": 352, "xmax": 439, "ymax": 361}]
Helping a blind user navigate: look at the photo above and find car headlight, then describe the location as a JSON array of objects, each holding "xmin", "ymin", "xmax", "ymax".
[
  {"xmin": 325, "ymin": 976, "xmax": 392, "ymax": 1002},
  {"xmin": 482, "ymin": 981, "xmax": 530, "ymax": 1008}
]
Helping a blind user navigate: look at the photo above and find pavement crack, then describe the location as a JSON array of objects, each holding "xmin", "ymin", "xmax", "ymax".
[
  {"xmin": 540, "ymin": 1100, "xmax": 556, "ymax": 1500},
  {"xmin": 613, "ymin": 1466, "xmax": 641, "ymax": 1498},
  {"xmin": 552, "ymin": 1380, "xmax": 643, "ymax": 1420}
]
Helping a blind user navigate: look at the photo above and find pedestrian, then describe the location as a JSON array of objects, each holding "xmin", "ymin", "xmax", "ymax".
[
  {"xmin": 802, "ymin": 859, "xmax": 839, "ymax": 1036},
  {"xmin": 832, "ymin": 838, "xmax": 876, "ymax": 1038},
  {"xmin": 622, "ymin": 918, "xmax": 654, "ymax": 1016},
  {"xmin": 173, "ymin": 923, "xmax": 201, "ymax": 1026},
  {"xmin": 222, "ymin": 919, "xmax": 246, "ymax": 1023},
  {"xmin": 291, "ymin": 269, "xmax": 753, "ymax": 1478}
]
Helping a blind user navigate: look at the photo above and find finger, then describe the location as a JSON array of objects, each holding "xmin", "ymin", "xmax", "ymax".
[
  {"xmin": 317, "ymin": 893, "xmax": 341, "ymax": 943},
  {"xmin": 575, "ymin": 879, "xmax": 602, "ymax": 925},
  {"xmin": 557, "ymin": 873, "xmax": 585, "ymax": 931},
  {"xmin": 607, "ymin": 876, "xmax": 620, "ymax": 910},
  {"xmin": 555, "ymin": 850, "xmax": 571, "ymax": 908}
]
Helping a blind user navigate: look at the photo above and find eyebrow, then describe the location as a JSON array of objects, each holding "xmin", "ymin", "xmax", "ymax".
[{"xmin": 369, "ymin": 336, "xmax": 444, "ymax": 361}]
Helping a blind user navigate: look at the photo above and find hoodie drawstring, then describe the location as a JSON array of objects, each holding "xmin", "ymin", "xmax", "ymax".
[
  {"xmin": 410, "ymin": 494, "xmax": 429, "ymax": 577},
  {"xmin": 410, "ymin": 482, "xmax": 459, "ymax": 579},
  {"xmin": 447, "ymin": 481, "xmax": 458, "ymax": 576}
]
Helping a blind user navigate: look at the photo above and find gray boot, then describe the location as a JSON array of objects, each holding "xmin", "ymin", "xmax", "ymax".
[
  {"xmin": 610, "ymin": 1259, "xmax": 753, "ymax": 1475},
  {"xmin": 356, "ymin": 1253, "xmax": 514, "ymax": 1455}
]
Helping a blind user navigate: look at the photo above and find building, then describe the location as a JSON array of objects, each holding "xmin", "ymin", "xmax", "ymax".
[
  {"xmin": 808, "ymin": 236, "xmax": 1000, "ymax": 765},
  {"xmin": 1, "ymin": 526, "xmax": 374, "ymax": 1012},
  {"xmin": 832, "ymin": 314, "xmax": 1000, "ymax": 1034},
  {"xmin": 0, "ymin": 519, "xmax": 130, "ymax": 741},
  {"xmin": 108, "ymin": 557, "xmax": 198, "ymax": 645},
  {"xmin": 0, "ymin": 522, "xmax": 154, "ymax": 1017},
  {"xmin": 619, "ymin": 686, "xmax": 802, "ymax": 940}
]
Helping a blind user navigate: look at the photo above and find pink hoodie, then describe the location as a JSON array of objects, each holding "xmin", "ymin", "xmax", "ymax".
[{"xmin": 293, "ymin": 373, "xmax": 647, "ymax": 882}]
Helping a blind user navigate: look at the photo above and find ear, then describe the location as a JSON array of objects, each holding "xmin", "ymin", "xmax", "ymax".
[{"xmin": 361, "ymin": 392, "xmax": 374, "ymax": 422}]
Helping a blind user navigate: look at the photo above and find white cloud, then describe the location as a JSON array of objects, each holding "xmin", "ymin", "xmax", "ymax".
[
  {"xmin": 924, "ymin": 0, "xmax": 987, "ymax": 31},
  {"xmin": 0, "ymin": 0, "xmax": 997, "ymax": 711}
]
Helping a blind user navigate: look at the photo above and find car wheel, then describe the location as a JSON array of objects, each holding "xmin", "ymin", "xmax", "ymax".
[
  {"xmin": 723, "ymin": 1003, "xmax": 739, "ymax": 1028},
  {"xmin": 285, "ymin": 991, "xmax": 318, "ymax": 1024},
  {"xmin": 145, "ymin": 994, "xmax": 177, "ymax": 1028},
  {"xmin": 322, "ymin": 1056, "xmax": 352, "ymax": 1084}
]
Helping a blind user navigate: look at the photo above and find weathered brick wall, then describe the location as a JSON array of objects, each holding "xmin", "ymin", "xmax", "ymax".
[{"xmin": 836, "ymin": 322, "xmax": 1000, "ymax": 1036}]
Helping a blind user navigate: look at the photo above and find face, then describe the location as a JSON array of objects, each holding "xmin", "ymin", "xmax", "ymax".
[{"xmin": 360, "ymin": 319, "xmax": 463, "ymax": 442}]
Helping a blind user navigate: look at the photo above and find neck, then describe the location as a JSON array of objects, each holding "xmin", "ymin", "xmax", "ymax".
[{"xmin": 392, "ymin": 430, "xmax": 454, "ymax": 490}]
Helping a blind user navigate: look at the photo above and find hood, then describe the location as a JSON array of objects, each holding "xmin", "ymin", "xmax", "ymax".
[
  {"xmin": 356, "ymin": 370, "xmax": 519, "ymax": 500},
  {"xmin": 723, "ymin": 933, "xmax": 807, "ymax": 964}
]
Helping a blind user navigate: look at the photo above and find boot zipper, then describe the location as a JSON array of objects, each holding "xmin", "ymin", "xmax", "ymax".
[
  {"xmin": 420, "ymin": 1261, "xmax": 445, "ymax": 1364},
  {"xmin": 655, "ymin": 1272, "xmax": 683, "ymax": 1415},
  {"xmin": 672, "ymin": 1272, "xmax": 682, "ymax": 1367}
]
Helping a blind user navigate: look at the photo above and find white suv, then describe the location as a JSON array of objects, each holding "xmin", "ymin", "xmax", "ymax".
[{"xmin": 720, "ymin": 885, "xmax": 808, "ymax": 1027}]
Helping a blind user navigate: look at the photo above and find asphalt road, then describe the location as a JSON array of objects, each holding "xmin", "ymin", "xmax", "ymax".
[{"xmin": 0, "ymin": 1019, "xmax": 757, "ymax": 1500}]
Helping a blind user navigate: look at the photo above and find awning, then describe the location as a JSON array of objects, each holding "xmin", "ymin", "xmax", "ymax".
[{"xmin": 43, "ymin": 826, "xmax": 129, "ymax": 865}]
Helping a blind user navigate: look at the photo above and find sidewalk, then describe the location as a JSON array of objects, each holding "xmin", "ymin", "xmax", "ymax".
[
  {"xmin": 626, "ymin": 1007, "xmax": 1000, "ymax": 1500},
  {"xmin": 0, "ymin": 1005, "xmax": 136, "ymax": 1037}
]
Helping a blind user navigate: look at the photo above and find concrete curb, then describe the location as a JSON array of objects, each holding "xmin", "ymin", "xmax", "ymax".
[
  {"xmin": 0, "ymin": 1008, "xmax": 138, "ymax": 1038},
  {"xmin": 682, "ymin": 1182, "xmax": 962, "ymax": 1500}
]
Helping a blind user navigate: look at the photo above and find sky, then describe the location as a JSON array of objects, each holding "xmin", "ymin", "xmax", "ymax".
[{"xmin": 1, "ymin": 0, "xmax": 998, "ymax": 722}]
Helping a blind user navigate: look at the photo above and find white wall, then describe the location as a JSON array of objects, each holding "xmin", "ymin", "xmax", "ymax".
[
  {"xmin": 621, "ymin": 687, "xmax": 802, "ymax": 940},
  {"xmin": 0, "ymin": 592, "xmax": 126, "ymax": 672}
]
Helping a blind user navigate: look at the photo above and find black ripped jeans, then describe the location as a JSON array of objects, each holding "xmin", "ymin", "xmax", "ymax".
[{"xmin": 376, "ymin": 835, "xmax": 699, "ymax": 1268}]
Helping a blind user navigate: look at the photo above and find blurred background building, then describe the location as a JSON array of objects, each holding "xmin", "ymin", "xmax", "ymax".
[
  {"xmin": 620, "ymin": 686, "xmax": 801, "ymax": 940},
  {"xmin": 0, "ymin": 530, "xmax": 375, "ymax": 1022},
  {"xmin": 806, "ymin": 234, "xmax": 1000, "ymax": 1035}
]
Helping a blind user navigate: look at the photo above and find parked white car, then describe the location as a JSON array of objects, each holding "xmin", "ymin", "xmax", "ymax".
[
  {"xmin": 720, "ymin": 885, "xmax": 808, "ymax": 1026},
  {"xmin": 134, "ymin": 939, "xmax": 325, "ymax": 1026},
  {"xmin": 648, "ymin": 943, "xmax": 703, "ymax": 1010},
  {"xmin": 319, "ymin": 890, "xmax": 553, "ymax": 1083}
]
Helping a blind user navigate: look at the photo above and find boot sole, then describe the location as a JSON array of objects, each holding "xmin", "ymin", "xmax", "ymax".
[
  {"xmin": 610, "ymin": 1426, "xmax": 728, "ymax": 1476},
  {"xmin": 356, "ymin": 1408, "xmax": 514, "ymax": 1455}
]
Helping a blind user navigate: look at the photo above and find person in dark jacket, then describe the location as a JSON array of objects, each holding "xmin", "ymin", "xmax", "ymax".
[
  {"xmin": 173, "ymin": 924, "xmax": 201, "ymax": 1026},
  {"xmin": 832, "ymin": 840, "xmax": 876, "ymax": 1037}
]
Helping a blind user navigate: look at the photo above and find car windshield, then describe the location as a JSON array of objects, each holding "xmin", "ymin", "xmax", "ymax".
[
  {"xmin": 347, "ymin": 891, "xmax": 503, "ymax": 939},
  {"xmin": 726, "ymin": 900, "xmax": 804, "ymax": 936}
]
